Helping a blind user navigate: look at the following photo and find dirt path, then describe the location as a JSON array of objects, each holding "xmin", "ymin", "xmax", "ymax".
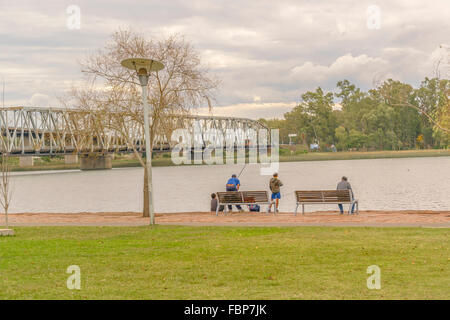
[{"xmin": 4, "ymin": 210, "xmax": 450, "ymax": 227}]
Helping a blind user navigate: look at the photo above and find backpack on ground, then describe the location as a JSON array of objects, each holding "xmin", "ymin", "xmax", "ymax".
[{"xmin": 248, "ymin": 204, "xmax": 260, "ymax": 212}]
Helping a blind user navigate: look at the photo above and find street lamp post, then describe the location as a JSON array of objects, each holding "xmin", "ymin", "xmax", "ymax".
[{"xmin": 121, "ymin": 58, "xmax": 164, "ymax": 225}]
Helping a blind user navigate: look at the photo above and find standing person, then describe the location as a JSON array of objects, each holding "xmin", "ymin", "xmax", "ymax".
[
  {"xmin": 269, "ymin": 173, "xmax": 283, "ymax": 213},
  {"xmin": 337, "ymin": 176, "xmax": 355, "ymax": 214},
  {"xmin": 226, "ymin": 174, "xmax": 243, "ymax": 212}
]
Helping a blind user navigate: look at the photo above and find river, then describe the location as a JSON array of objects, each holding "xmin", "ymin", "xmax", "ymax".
[{"xmin": 9, "ymin": 156, "xmax": 450, "ymax": 213}]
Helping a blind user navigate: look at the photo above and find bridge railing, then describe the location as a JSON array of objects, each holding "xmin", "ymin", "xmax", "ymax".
[{"xmin": 0, "ymin": 106, "xmax": 270, "ymax": 156}]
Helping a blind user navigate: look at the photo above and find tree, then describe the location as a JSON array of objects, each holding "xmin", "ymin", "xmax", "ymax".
[
  {"xmin": 335, "ymin": 126, "xmax": 349, "ymax": 150},
  {"xmin": 259, "ymin": 118, "xmax": 289, "ymax": 144},
  {"xmin": 0, "ymin": 153, "xmax": 12, "ymax": 229},
  {"xmin": 68, "ymin": 29, "xmax": 218, "ymax": 220},
  {"xmin": 285, "ymin": 87, "xmax": 336, "ymax": 148},
  {"xmin": 335, "ymin": 80, "xmax": 369, "ymax": 132},
  {"xmin": 301, "ymin": 88, "xmax": 337, "ymax": 146},
  {"xmin": 348, "ymin": 129, "xmax": 368, "ymax": 150},
  {"xmin": 415, "ymin": 78, "xmax": 450, "ymax": 146},
  {"xmin": 378, "ymin": 78, "xmax": 450, "ymax": 134},
  {"xmin": 263, "ymin": 77, "xmax": 448, "ymax": 152},
  {"xmin": 284, "ymin": 104, "xmax": 314, "ymax": 146},
  {"xmin": 433, "ymin": 101, "xmax": 450, "ymax": 147}
]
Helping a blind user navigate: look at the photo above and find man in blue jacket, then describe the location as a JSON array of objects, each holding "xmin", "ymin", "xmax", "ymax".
[{"xmin": 226, "ymin": 174, "xmax": 243, "ymax": 212}]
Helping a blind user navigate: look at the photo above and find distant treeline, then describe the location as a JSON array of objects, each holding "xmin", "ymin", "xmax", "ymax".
[{"xmin": 260, "ymin": 78, "xmax": 450, "ymax": 151}]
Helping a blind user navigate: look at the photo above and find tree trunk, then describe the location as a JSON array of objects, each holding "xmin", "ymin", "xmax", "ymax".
[{"xmin": 143, "ymin": 166, "xmax": 150, "ymax": 217}]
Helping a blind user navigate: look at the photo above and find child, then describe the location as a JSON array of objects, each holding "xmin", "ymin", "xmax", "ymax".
[
  {"xmin": 210, "ymin": 193, "xmax": 224, "ymax": 213},
  {"xmin": 269, "ymin": 173, "xmax": 283, "ymax": 213}
]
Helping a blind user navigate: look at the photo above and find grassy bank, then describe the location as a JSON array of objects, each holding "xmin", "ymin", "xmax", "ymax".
[
  {"xmin": 0, "ymin": 226, "xmax": 448, "ymax": 299},
  {"xmin": 277, "ymin": 149, "xmax": 450, "ymax": 162},
  {"xmin": 9, "ymin": 149, "xmax": 450, "ymax": 172}
]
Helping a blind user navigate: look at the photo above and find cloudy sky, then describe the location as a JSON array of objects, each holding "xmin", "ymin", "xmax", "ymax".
[{"xmin": 0, "ymin": 0, "xmax": 449, "ymax": 119}]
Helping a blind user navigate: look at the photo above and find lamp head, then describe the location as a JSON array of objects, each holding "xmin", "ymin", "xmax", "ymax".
[{"xmin": 120, "ymin": 58, "xmax": 164, "ymax": 86}]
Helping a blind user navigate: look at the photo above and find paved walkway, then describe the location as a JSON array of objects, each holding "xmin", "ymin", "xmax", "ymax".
[{"xmin": 4, "ymin": 210, "xmax": 450, "ymax": 227}]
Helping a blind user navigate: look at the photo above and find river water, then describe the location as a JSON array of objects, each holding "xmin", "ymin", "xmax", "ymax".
[{"xmin": 9, "ymin": 157, "xmax": 450, "ymax": 213}]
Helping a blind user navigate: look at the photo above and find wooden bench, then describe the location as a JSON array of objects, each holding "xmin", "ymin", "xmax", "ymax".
[
  {"xmin": 216, "ymin": 191, "xmax": 270, "ymax": 215},
  {"xmin": 294, "ymin": 190, "xmax": 359, "ymax": 215}
]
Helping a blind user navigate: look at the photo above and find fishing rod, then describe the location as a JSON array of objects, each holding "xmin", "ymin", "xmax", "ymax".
[{"xmin": 237, "ymin": 163, "xmax": 247, "ymax": 178}]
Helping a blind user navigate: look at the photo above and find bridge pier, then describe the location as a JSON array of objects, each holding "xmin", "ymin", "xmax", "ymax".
[
  {"xmin": 64, "ymin": 154, "xmax": 79, "ymax": 164},
  {"xmin": 19, "ymin": 156, "xmax": 34, "ymax": 167},
  {"xmin": 80, "ymin": 154, "xmax": 112, "ymax": 170}
]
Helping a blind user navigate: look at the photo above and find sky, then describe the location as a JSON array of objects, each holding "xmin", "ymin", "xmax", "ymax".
[{"xmin": 0, "ymin": 0, "xmax": 449, "ymax": 119}]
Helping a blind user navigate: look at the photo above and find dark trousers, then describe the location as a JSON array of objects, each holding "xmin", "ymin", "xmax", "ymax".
[
  {"xmin": 338, "ymin": 203, "xmax": 355, "ymax": 214},
  {"xmin": 226, "ymin": 186, "xmax": 242, "ymax": 211}
]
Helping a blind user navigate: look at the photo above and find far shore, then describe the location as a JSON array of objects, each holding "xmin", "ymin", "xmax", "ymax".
[
  {"xmin": 9, "ymin": 148, "xmax": 450, "ymax": 172},
  {"xmin": 4, "ymin": 210, "xmax": 450, "ymax": 227}
]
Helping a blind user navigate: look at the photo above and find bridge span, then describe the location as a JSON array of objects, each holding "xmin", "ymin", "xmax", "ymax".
[{"xmin": 0, "ymin": 106, "xmax": 270, "ymax": 168}]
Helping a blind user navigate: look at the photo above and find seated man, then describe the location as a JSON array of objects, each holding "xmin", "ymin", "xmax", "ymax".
[
  {"xmin": 225, "ymin": 174, "xmax": 243, "ymax": 212},
  {"xmin": 337, "ymin": 176, "xmax": 356, "ymax": 214}
]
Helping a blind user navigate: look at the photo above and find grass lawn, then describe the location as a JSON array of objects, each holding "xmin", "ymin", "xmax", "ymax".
[{"xmin": 0, "ymin": 226, "xmax": 448, "ymax": 299}]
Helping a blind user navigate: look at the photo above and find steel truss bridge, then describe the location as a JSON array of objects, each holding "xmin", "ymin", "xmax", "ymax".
[{"xmin": 0, "ymin": 106, "xmax": 270, "ymax": 156}]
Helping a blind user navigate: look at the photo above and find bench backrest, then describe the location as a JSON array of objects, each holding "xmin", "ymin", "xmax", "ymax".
[
  {"xmin": 242, "ymin": 191, "xmax": 269, "ymax": 203},
  {"xmin": 216, "ymin": 191, "xmax": 269, "ymax": 204},
  {"xmin": 295, "ymin": 190, "xmax": 352, "ymax": 203}
]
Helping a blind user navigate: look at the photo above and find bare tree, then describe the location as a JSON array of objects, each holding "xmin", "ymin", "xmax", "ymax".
[
  {"xmin": 373, "ymin": 46, "xmax": 450, "ymax": 135},
  {"xmin": 433, "ymin": 45, "xmax": 450, "ymax": 80},
  {"xmin": 376, "ymin": 79, "xmax": 450, "ymax": 133},
  {"xmin": 66, "ymin": 29, "xmax": 218, "ymax": 219},
  {"xmin": 0, "ymin": 153, "xmax": 12, "ymax": 229}
]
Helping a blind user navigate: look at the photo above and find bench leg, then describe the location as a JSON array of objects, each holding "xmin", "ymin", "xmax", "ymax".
[
  {"xmin": 302, "ymin": 204, "xmax": 305, "ymax": 215},
  {"xmin": 294, "ymin": 203, "xmax": 299, "ymax": 216},
  {"xmin": 266, "ymin": 204, "xmax": 270, "ymax": 214},
  {"xmin": 216, "ymin": 205, "xmax": 219, "ymax": 216},
  {"xmin": 356, "ymin": 201, "xmax": 359, "ymax": 215}
]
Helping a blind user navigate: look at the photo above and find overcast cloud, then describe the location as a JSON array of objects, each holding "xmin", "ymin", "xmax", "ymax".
[{"xmin": 0, "ymin": 0, "xmax": 449, "ymax": 119}]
